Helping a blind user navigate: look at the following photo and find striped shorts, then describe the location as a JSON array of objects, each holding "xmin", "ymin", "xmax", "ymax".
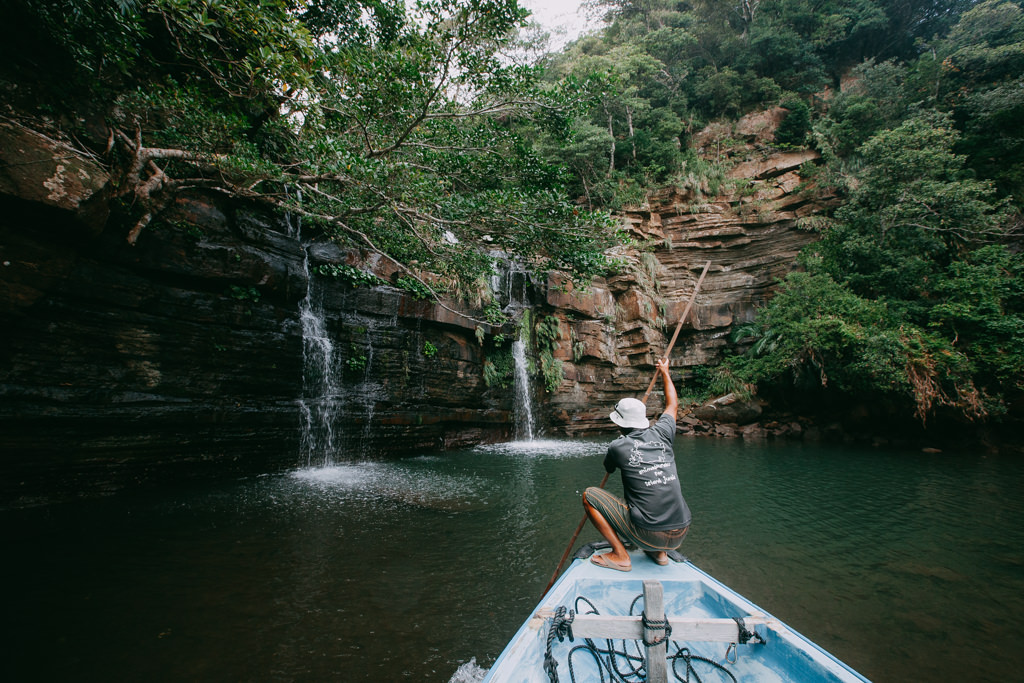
[{"xmin": 585, "ymin": 486, "xmax": 688, "ymax": 552}]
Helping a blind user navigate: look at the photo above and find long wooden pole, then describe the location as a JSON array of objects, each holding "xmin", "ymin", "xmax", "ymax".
[
  {"xmin": 541, "ymin": 260, "xmax": 712, "ymax": 596},
  {"xmin": 641, "ymin": 260, "xmax": 711, "ymax": 403}
]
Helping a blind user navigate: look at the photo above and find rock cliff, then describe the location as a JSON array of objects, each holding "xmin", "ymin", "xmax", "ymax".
[
  {"xmin": 537, "ymin": 111, "xmax": 839, "ymax": 434},
  {"xmin": 0, "ymin": 110, "xmax": 835, "ymax": 504},
  {"xmin": 0, "ymin": 119, "xmax": 512, "ymax": 505}
]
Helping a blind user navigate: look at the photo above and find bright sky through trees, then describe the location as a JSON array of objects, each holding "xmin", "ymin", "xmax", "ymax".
[{"xmin": 520, "ymin": 0, "xmax": 600, "ymax": 48}]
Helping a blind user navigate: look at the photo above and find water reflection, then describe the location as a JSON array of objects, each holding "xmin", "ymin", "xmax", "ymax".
[{"xmin": 3, "ymin": 439, "xmax": 1023, "ymax": 682}]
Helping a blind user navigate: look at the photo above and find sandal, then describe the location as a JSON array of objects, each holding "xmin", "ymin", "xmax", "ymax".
[
  {"xmin": 644, "ymin": 551, "xmax": 669, "ymax": 566},
  {"xmin": 590, "ymin": 553, "xmax": 632, "ymax": 572}
]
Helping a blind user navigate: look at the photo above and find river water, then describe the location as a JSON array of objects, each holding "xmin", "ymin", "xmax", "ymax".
[{"xmin": 4, "ymin": 437, "xmax": 1023, "ymax": 682}]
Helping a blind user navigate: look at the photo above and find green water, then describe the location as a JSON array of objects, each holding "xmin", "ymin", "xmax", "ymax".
[{"xmin": 4, "ymin": 438, "xmax": 1023, "ymax": 682}]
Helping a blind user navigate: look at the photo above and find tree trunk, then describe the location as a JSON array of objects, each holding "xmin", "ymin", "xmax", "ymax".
[
  {"xmin": 627, "ymin": 105, "xmax": 636, "ymax": 161},
  {"xmin": 605, "ymin": 103, "xmax": 615, "ymax": 177}
]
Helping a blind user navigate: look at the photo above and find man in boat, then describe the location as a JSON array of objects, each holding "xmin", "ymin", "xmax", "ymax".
[{"xmin": 582, "ymin": 358, "xmax": 691, "ymax": 571}]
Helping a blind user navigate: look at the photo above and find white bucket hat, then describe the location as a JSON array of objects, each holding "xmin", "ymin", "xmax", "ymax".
[{"xmin": 609, "ymin": 398, "xmax": 649, "ymax": 430}]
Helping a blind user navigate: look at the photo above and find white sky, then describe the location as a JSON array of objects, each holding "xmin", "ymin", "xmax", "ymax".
[{"xmin": 518, "ymin": 0, "xmax": 603, "ymax": 49}]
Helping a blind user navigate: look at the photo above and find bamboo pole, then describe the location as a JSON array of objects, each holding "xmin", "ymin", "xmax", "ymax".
[{"xmin": 641, "ymin": 260, "xmax": 711, "ymax": 403}]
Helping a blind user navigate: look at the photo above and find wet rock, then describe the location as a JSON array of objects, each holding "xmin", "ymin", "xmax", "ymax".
[
  {"xmin": 567, "ymin": 319, "xmax": 617, "ymax": 364},
  {"xmin": 545, "ymin": 272, "xmax": 615, "ymax": 319},
  {"xmin": 0, "ymin": 121, "xmax": 110, "ymax": 233},
  {"xmin": 692, "ymin": 393, "xmax": 764, "ymax": 425},
  {"xmin": 741, "ymin": 423, "xmax": 768, "ymax": 440},
  {"xmin": 0, "ymin": 131, "xmax": 515, "ymax": 504},
  {"xmin": 714, "ymin": 423, "xmax": 740, "ymax": 438}
]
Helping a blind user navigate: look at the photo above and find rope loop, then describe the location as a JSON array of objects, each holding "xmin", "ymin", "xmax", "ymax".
[
  {"xmin": 556, "ymin": 608, "xmax": 576, "ymax": 643},
  {"xmin": 641, "ymin": 611, "xmax": 673, "ymax": 647},
  {"xmin": 673, "ymin": 647, "xmax": 739, "ymax": 683},
  {"xmin": 731, "ymin": 616, "xmax": 766, "ymax": 645}
]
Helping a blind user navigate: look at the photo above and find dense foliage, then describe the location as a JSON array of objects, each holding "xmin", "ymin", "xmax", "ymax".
[
  {"xmin": 533, "ymin": 0, "xmax": 1024, "ymax": 424},
  {"xmin": 3, "ymin": 0, "xmax": 1022, "ymax": 424},
  {"xmin": 533, "ymin": 0, "xmax": 1023, "ymax": 210},
  {"xmin": 723, "ymin": 112, "xmax": 1022, "ymax": 423},
  {"xmin": 0, "ymin": 0, "xmax": 620, "ymax": 313},
  {"xmin": 716, "ymin": 3, "xmax": 1023, "ymax": 424}
]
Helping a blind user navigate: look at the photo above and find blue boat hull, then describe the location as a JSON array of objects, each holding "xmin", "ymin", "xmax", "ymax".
[{"xmin": 484, "ymin": 548, "xmax": 870, "ymax": 682}]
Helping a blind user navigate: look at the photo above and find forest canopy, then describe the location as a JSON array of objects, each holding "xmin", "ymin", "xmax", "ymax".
[
  {"xmin": 0, "ymin": 0, "xmax": 621, "ymax": 310},
  {"xmin": 537, "ymin": 0, "xmax": 1024, "ymax": 424},
  {"xmin": 2, "ymin": 0, "xmax": 1022, "ymax": 425},
  {"xmin": 539, "ymin": 0, "xmax": 1024, "ymax": 209}
]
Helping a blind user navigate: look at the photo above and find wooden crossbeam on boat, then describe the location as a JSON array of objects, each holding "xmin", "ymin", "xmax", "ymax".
[
  {"xmin": 533, "ymin": 580, "xmax": 773, "ymax": 644},
  {"xmin": 534, "ymin": 581, "xmax": 769, "ymax": 683},
  {"xmin": 534, "ymin": 610, "xmax": 774, "ymax": 643}
]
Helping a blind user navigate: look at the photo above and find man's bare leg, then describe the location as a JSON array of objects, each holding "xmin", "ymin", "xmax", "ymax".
[{"xmin": 582, "ymin": 490, "xmax": 631, "ymax": 568}]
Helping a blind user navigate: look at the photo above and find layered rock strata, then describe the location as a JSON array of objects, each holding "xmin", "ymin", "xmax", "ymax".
[
  {"xmin": 0, "ymin": 122, "xmax": 511, "ymax": 505},
  {"xmin": 537, "ymin": 138, "xmax": 839, "ymax": 434}
]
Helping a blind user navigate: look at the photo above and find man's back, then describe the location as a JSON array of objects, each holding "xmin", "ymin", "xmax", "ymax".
[{"xmin": 605, "ymin": 414, "xmax": 690, "ymax": 530}]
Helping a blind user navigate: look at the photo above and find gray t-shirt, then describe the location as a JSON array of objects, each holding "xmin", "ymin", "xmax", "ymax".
[{"xmin": 604, "ymin": 414, "xmax": 691, "ymax": 531}]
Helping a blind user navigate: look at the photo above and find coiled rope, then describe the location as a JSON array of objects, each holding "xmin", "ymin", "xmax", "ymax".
[
  {"xmin": 545, "ymin": 606, "xmax": 576, "ymax": 683},
  {"xmin": 542, "ymin": 594, "xmax": 744, "ymax": 683}
]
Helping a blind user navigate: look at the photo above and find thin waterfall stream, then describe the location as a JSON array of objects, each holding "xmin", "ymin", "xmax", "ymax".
[
  {"xmin": 290, "ymin": 194, "xmax": 341, "ymax": 468},
  {"xmin": 297, "ymin": 264, "xmax": 339, "ymax": 467},
  {"xmin": 491, "ymin": 253, "xmax": 537, "ymax": 441},
  {"xmin": 295, "ymin": 240, "xmax": 543, "ymax": 461},
  {"xmin": 511, "ymin": 338, "xmax": 535, "ymax": 441}
]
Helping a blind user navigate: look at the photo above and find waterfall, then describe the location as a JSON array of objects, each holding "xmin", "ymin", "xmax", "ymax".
[
  {"xmin": 290, "ymin": 192, "xmax": 341, "ymax": 468},
  {"xmin": 298, "ymin": 266, "xmax": 340, "ymax": 467},
  {"xmin": 511, "ymin": 337, "xmax": 535, "ymax": 441},
  {"xmin": 353, "ymin": 319, "xmax": 384, "ymax": 453},
  {"xmin": 492, "ymin": 252, "xmax": 537, "ymax": 441},
  {"xmin": 489, "ymin": 253, "xmax": 531, "ymax": 312}
]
